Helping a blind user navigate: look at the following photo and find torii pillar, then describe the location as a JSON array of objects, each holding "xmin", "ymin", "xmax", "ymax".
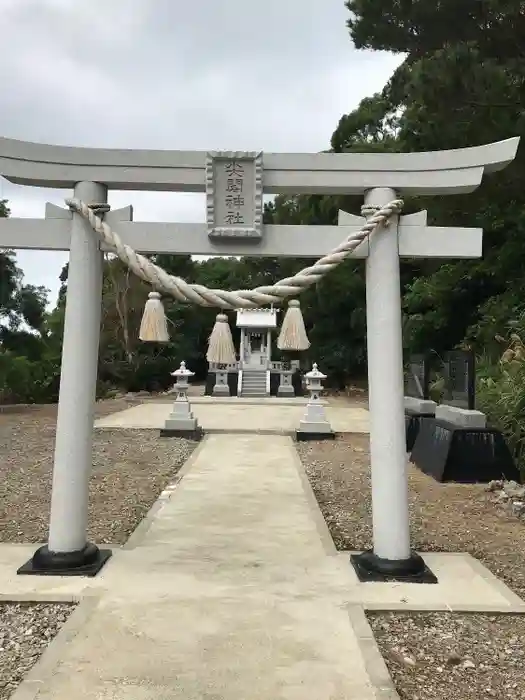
[
  {"xmin": 0, "ymin": 135, "xmax": 519, "ymax": 578},
  {"xmin": 356, "ymin": 188, "xmax": 426, "ymax": 581}
]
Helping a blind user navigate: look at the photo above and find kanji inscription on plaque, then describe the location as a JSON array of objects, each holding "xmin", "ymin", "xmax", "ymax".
[{"xmin": 206, "ymin": 151, "xmax": 263, "ymax": 240}]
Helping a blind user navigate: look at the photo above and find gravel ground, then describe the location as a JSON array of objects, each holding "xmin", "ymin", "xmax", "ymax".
[
  {"xmin": 297, "ymin": 435, "xmax": 525, "ymax": 700},
  {"xmin": 0, "ymin": 400, "xmax": 197, "ymax": 544},
  {"xmin": 369, "ymin": 611, "xmax": 525, "ymax": 700},
  {"xmin": 0, "ymin": 602, "xmax": 75, "ymax": 700},
  {"xmin": 297, "ymin": 434, "xmax": 525, "ymax": 599}
]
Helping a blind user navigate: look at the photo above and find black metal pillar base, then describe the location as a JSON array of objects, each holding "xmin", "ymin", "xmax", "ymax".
[
  {"xmin": 295, "ymin": 431, "xmax": 336, "ymax": 442},
  {"xmin": 159, "ymin": 427, "xmax": 204, "ymax": 440},
  {"xmin": 17, "ymin": 542, "xmax": 112, "ymax": 577},
  {"xmin": 351, "ymin": 549, "xmax": 438, "ymax": 584}
]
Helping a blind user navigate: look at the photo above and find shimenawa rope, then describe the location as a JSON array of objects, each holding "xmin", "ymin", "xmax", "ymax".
[{"xmin": 65, "ymin": 198, "xmax": 403, "ymax": 310}]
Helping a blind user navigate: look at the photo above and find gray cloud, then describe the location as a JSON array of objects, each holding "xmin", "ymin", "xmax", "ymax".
[{"xmin": 0, "ymin": 0, "xmax": 402, "ymax": 307}]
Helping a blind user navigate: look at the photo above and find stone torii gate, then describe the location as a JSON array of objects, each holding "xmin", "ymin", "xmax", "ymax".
[{"xmin": 0, "ymin": 135, "xmax": 519, "ymax": 581}]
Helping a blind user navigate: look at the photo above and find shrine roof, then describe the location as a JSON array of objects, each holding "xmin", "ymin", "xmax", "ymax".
[{"xmin": 236, "ymin": 309, "xmax": 278, "ymax": 329}]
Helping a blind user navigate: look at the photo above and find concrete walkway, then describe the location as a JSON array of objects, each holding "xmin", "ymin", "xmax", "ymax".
[
  {"xmin": 5, "ymin": 434, "xmax": 525, "ymax": 699},
  {"xmin": 28, "ymin": 435, "xmax": 379, "ymax": 699}
]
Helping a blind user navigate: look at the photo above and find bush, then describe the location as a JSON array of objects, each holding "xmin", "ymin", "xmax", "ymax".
[
  {"xmin": 0, "ymin": 350, "xmax": 60, "ymax": 405},
  {"xmin": 476, "ymin": 336, "xmax": 525, "ymax": 476}
]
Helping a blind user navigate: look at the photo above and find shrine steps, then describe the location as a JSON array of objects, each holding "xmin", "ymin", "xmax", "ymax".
[{"xmin": 240, "ymin": 369, "xmax": 268, "ymax": 397}]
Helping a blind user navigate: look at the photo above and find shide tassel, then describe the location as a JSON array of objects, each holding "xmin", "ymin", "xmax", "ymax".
[
  {"xmin": 277, "ymin": 299, "xmax": 310, "ymax": 351},
  {"xmin": 139, "ymin": 291, "xmax": 169, "ymax": 342},
  {"xmin": 207, "ymin": 313, "xmax": 236, "ymax": 364}
]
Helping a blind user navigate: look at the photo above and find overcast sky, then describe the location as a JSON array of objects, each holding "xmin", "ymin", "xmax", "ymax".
[{"xmin": 0, "ymin": 0, "xmax": 402, "ymax": 308}]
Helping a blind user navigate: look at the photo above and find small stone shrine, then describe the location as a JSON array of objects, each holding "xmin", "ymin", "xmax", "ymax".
[
  {"xmin": 237, "ymin": 308, "xmax": 277, "ymax": 372},
  {"xmin": 206, "ymin": 308, "xmax": 303, "ymax": 398}
]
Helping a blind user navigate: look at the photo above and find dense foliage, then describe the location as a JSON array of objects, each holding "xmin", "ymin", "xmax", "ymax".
[
  {"xmin": 0, "ymin": 200, "xmax": 62, "ymax": 403},
  {"xmin": 2, "ymin": 0, "xmax": 525, "ymax": 466}
]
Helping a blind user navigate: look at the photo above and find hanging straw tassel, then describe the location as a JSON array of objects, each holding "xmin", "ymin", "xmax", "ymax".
[
  {"xmin": 207, "ymin": 313, "xmax": 236, "ymax": 364},
  {"xmin": 139, "ymin": 291, "xmax": 169, "ymax": 342},
  {"xmin": 277, "ymin": 299, "xmax": 310, "ymax": 351}
]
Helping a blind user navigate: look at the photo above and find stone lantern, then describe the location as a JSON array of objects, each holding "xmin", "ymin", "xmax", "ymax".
[
  {"xmin": 162, "ymin": 361, "xmax": 202, "ymax": 437},
  {"xmin": 296, "ymin": 363, "xmax": 334, "ymax": 440}
]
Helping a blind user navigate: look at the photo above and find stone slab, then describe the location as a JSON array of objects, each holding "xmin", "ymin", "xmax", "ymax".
[
  {"xmin": 435, "ymin": 404, "xmax": 487, "ymax": 428},
  {"xmin": 95, "ymin": 401, "xmax": 370, "ymax": 434},
  {"xmin": 404, "ymin": 396, "xmax": 436, "ymax": 414}
]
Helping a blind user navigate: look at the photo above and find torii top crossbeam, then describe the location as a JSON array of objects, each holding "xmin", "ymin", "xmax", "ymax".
[{"xmin": 0, "ymin": 136, "xmax": 519, "ymax": 195}]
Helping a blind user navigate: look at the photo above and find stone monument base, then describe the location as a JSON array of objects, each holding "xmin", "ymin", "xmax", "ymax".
[
  {"xmin": 277, "ymin": 385, "xmax": 295, "ymax": 397},
  {"xmin": 405, "ymin": 409, "xmax": 436, "ymax": 452},
  {"xmin": 411, "ymin": 417, "xmax": 519, "ymax": 483},
  {"xmin": 404, "ymin": 396, "xmax": 437, "ymax": 452}
]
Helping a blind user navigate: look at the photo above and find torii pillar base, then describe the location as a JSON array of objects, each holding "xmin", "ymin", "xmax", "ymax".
[
  {"xmin": 17, "ymin": 543, "xmax": 112, "ymax": 577},
  {"xmin": 350, "ymin": 550, "xmax": 437, "ymax": 584}
]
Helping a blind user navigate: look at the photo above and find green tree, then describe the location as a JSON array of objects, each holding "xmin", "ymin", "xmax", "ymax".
[
  {"xmin": 341, "ymin": 0, "xmax": 525, "ymax": 358},
  {"xmin": 0, "ymin": 201, "xmax": 61, "ymax": 403}
]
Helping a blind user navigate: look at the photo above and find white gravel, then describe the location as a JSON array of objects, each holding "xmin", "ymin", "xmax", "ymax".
[
  {"xmin": 0, "ymin": 401, "xmax": 197, "ymax": 544},
  {"xmin": 0, "ymin": 602, "xmax": 75, "ymax": 699},
  {"xmin": 369, "ymin": 611, "xmax": 525, "ymax": 700}
]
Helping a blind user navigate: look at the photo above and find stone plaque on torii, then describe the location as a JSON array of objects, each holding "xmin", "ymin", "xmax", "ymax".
[
  {"xmin": 0, "ymin": 135, "xmax": 519, "ymax": 582},
  {"xmin": 205, "ymin": 151, "xmax": 263, "ymax": 240}
]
